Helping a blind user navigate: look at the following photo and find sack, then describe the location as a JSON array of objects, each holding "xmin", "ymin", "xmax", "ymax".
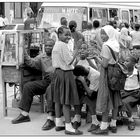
[{"xmin": 107, "ymin": 46, "xmax": 127, "ymax": 91}]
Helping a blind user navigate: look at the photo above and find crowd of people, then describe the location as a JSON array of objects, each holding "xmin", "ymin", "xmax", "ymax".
[{"xmin": 11, "ymin": 16, "xmax": 140, "ymax": 135}]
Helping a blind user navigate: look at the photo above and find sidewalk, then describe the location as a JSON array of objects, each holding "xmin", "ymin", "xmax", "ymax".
[
  {"xmin": 1, "ymin": 87, "xmax": 140, "ymax": 136},
  {"xmin": 1, "ymin": 70, "xmax": 140, "ymax": 136}
]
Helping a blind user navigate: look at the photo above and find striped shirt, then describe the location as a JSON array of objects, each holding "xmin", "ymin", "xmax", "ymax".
[{"xmin": 82, "ymin": 30, "xmax": 95, "ymax": 47}]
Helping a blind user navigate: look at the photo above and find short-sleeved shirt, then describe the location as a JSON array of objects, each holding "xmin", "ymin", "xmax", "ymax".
[
  {"xmin": 52, "ymin": 41, "xmax": 74, "ymax": 70},
  {"xmin": 0, "ymin": 17, "xmax": 5, "ymax": 27},
  {"xmin": 100, "ymin": 45, "xmax": 116, "ymax": 64},
  {"xmin": 82, "ymin": 30, "xmax": 94, "ymax": 46},
  {"xmin": 87, "ymin": 66, "xmax": 100, "ymax": 91},
  {"xmin": 124, "ymin": 68, "xmax": 140, "ymax": 91}
]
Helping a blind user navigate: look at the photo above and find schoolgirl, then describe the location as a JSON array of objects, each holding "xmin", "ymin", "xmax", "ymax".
[{"xmin": 52, "ymin": 26, "xmax": 83, "ymax": 135}]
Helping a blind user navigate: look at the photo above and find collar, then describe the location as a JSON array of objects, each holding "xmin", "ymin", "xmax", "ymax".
[{"xmin": 128, "ymin": 67, "xmax": 138, "ymax": 78}]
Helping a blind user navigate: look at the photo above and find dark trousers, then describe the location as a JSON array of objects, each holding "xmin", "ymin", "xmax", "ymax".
[
  {"xmin": 75, "ymin": 79, "xmax": 97, "ymax": 115},
  {"xmin": 19, "ymin": 77, "xmax": 51, "ymax": 112},
  {"xmin": 121, "ymin": 89, "xmax": 140, "ymax": 117}
]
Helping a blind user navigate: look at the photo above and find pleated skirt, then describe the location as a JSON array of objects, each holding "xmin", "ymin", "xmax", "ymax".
[{"xmin": 53, "ymin": 68, "xmax": 80, "ymax": 105}]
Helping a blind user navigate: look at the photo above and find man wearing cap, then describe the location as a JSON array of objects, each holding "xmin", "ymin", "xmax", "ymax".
[{"xmin": 11, "ymin": 39, "xmax": 56, "ymax": 130}]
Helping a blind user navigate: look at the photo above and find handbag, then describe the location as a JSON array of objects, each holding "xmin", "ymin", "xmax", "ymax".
[{"xmin": 107, "ymin": 46, "xmax": 127, "ymax": 91}]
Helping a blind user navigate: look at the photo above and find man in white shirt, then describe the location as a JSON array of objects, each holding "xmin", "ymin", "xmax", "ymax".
[{"xmin": 0, "ymin": 14, "xmax": 5, "ymax": 29}]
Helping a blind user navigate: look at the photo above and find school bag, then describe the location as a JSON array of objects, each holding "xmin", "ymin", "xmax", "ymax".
[{"xmin": 107, "ymin": 46, "xmax": 128, "ymax": 91}]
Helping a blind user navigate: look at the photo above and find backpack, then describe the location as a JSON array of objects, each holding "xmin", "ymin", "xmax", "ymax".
[{"xmin": 107, "ymin": 46, "xmax": 127, "ymax": 91}]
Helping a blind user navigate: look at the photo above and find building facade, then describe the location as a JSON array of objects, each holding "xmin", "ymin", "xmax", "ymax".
[{"xmin": 0, "ymin": 2, "xmax": 42, "ymax": 24}]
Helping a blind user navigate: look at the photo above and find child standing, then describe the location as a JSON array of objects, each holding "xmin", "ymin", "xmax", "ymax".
[
  {"xmin": 52, "ymin": 26, "xmax": 83, "ymax": 135},
  {"xmin": 92, "ymin": 25, "xmax": 122, "ymax": 134}
]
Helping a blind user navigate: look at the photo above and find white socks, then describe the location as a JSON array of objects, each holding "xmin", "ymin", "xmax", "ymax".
[
  {"xmin": 91, "ymin": 115, "xmax": 100, "ymax": 126},
  {"xmin": 100, "ymin": 122, "xmax": 108, "ymax": 130},
  {"xmin": 55, "ymin": 117, "xmax": 65, "ymax": 127},
  {"xmin": 110, "ymin": 119, "xmax": 116, "ymax": 127},
  {"xmin": 65, "ymin": 123, "xmax": 75, "ymax": 132},
  {"xmin": 72, "ymin": 114, "xmax": 81, "ymax": 123},
  {"xmin": 21, "ymin": 111, "xmax": 29, "ymax": 116},
  {"xmin": 47, "ymin": 115, "xmax": 54, "ymax": 121}
]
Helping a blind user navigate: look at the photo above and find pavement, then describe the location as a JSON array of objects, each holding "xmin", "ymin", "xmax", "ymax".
[{"xmin": 1, "ymin": 69, "xmax": 140, "ymax": 136}]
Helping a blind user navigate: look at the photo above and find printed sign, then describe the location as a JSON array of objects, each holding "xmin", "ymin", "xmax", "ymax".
[{"xmin": 44, "ymin": 7, "xmax": 84, "ymax": 14}]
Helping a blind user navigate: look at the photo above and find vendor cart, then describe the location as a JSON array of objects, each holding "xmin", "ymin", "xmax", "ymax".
[{"xmin": 0, "ymin": 29, "xmax": 45, "ymax": 116}]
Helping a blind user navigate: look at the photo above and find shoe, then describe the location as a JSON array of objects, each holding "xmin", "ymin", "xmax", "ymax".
[
  {"xmin": 72, "ymin": 121, "xmax": 81, "ymax": 129},
  {"xmin": 11, "ymin": 114, "xmax": 30, "ymax": 124},
  {"xmin": 108, "ymin": 126, "xmax": 117, "ymax": 133},
  {"xmin": 65, "ymin": 129, "xmax": 83, "ymax": 135},
  {"xmin": 42, "ymin": 119, "xmax": 55, "ymax": 130},
  {"xmin": 55, "ymin": 126, "xmax": 65, "ymax": 131},
  {"xmin": 91, "ymin": 127, "xmax": 108, "ymax": 135},
  {"xmin": 128, "ymin": 121, "xmax": 135, "ymax": 131},
  {"xmin": 88, "ymin": 124, "xmax": 100, "ymax": 132}
]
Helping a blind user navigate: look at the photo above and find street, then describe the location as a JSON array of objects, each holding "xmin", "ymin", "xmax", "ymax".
[
  {"xmin": 1, "ymin": 1, "xmax": 140, "ymax": 137},
  {"xmin": 0, "ymin": 77, "xmax": 140, "ymax": 136}
]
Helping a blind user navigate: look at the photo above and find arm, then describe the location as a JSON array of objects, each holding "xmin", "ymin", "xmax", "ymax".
[
  {"xmin": 69, "ymin": 49, "xmax": 79, "ymax": 65},
  {"xmin": 94, "ymin": 44, "xmax": 112, "ymax": 68},
  {"xmin": 95, "ymin": 56, "xmax": 109, "ymax": 68},
  {"xmin": 69, "ymin": 39, "xmax": 83, "ymax": 65},
  {"xmin": 78, "ymin": 76, "xmax": 93, "ymax": 96},
  {"xmin": 24, "ymin": 49, "xmax": 42, "ymax": 70},
  {"xmin": 73, "ymin": 56, "xmax": 80, "ymax": 67},
  {"xmin": 86, "ymin": 58, "xmax": 98, "ymax": 70}
]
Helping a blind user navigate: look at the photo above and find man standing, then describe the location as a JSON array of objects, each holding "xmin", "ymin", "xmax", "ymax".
[{"xmin": 24, "ymin": 12, "xmax": 36, "ymax": 30}]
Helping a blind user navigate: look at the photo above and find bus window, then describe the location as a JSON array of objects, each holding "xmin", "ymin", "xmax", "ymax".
[
  {"xmin": 91, "ymin": 8, "xmax": 107, "ymax": 25},
  {"xmin": 93, "ymin": 9, "xmax": 98, "ymax": 18},
  {"xmin": 109, "ymin": 9, "xmax": 117, "ymax": 19},
  {"xmin": 122, "ymin": 10, "xmax": 129, "ymax": 23}
]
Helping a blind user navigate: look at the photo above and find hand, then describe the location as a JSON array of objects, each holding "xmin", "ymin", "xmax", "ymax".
[{"xmin": 87, "ymin": 55, "xmax": 97, "ymax": 60}]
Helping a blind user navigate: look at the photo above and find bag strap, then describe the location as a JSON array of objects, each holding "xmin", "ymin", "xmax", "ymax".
[
  {"xmin": 107, "ymin": 45, "xmax": 117, "ymax": 62},
  {"xmin": 137, "ymin": 69, "xmax": 140, "ymax": 81}
]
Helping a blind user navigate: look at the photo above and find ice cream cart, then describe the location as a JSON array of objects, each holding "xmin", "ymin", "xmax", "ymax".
[{"xmin": 0, "ymin": 29, "xmax": 45, "ymax": 116}]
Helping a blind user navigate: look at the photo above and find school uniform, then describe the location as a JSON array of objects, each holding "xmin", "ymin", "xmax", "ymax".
[
  {"xmin": 52, "ymin": 41, "xmax": 80, "ymax": 105},
  {"xmin": 96, "ymin": 44, "xmax": 122, "ymax": 113},
  {"xmin": 121, "ymin": 68, "xmax": 140, "ymax": 116},
  {"xmin": 76, "ymin": 66, "xmax": 100, "ymax": 114}
]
